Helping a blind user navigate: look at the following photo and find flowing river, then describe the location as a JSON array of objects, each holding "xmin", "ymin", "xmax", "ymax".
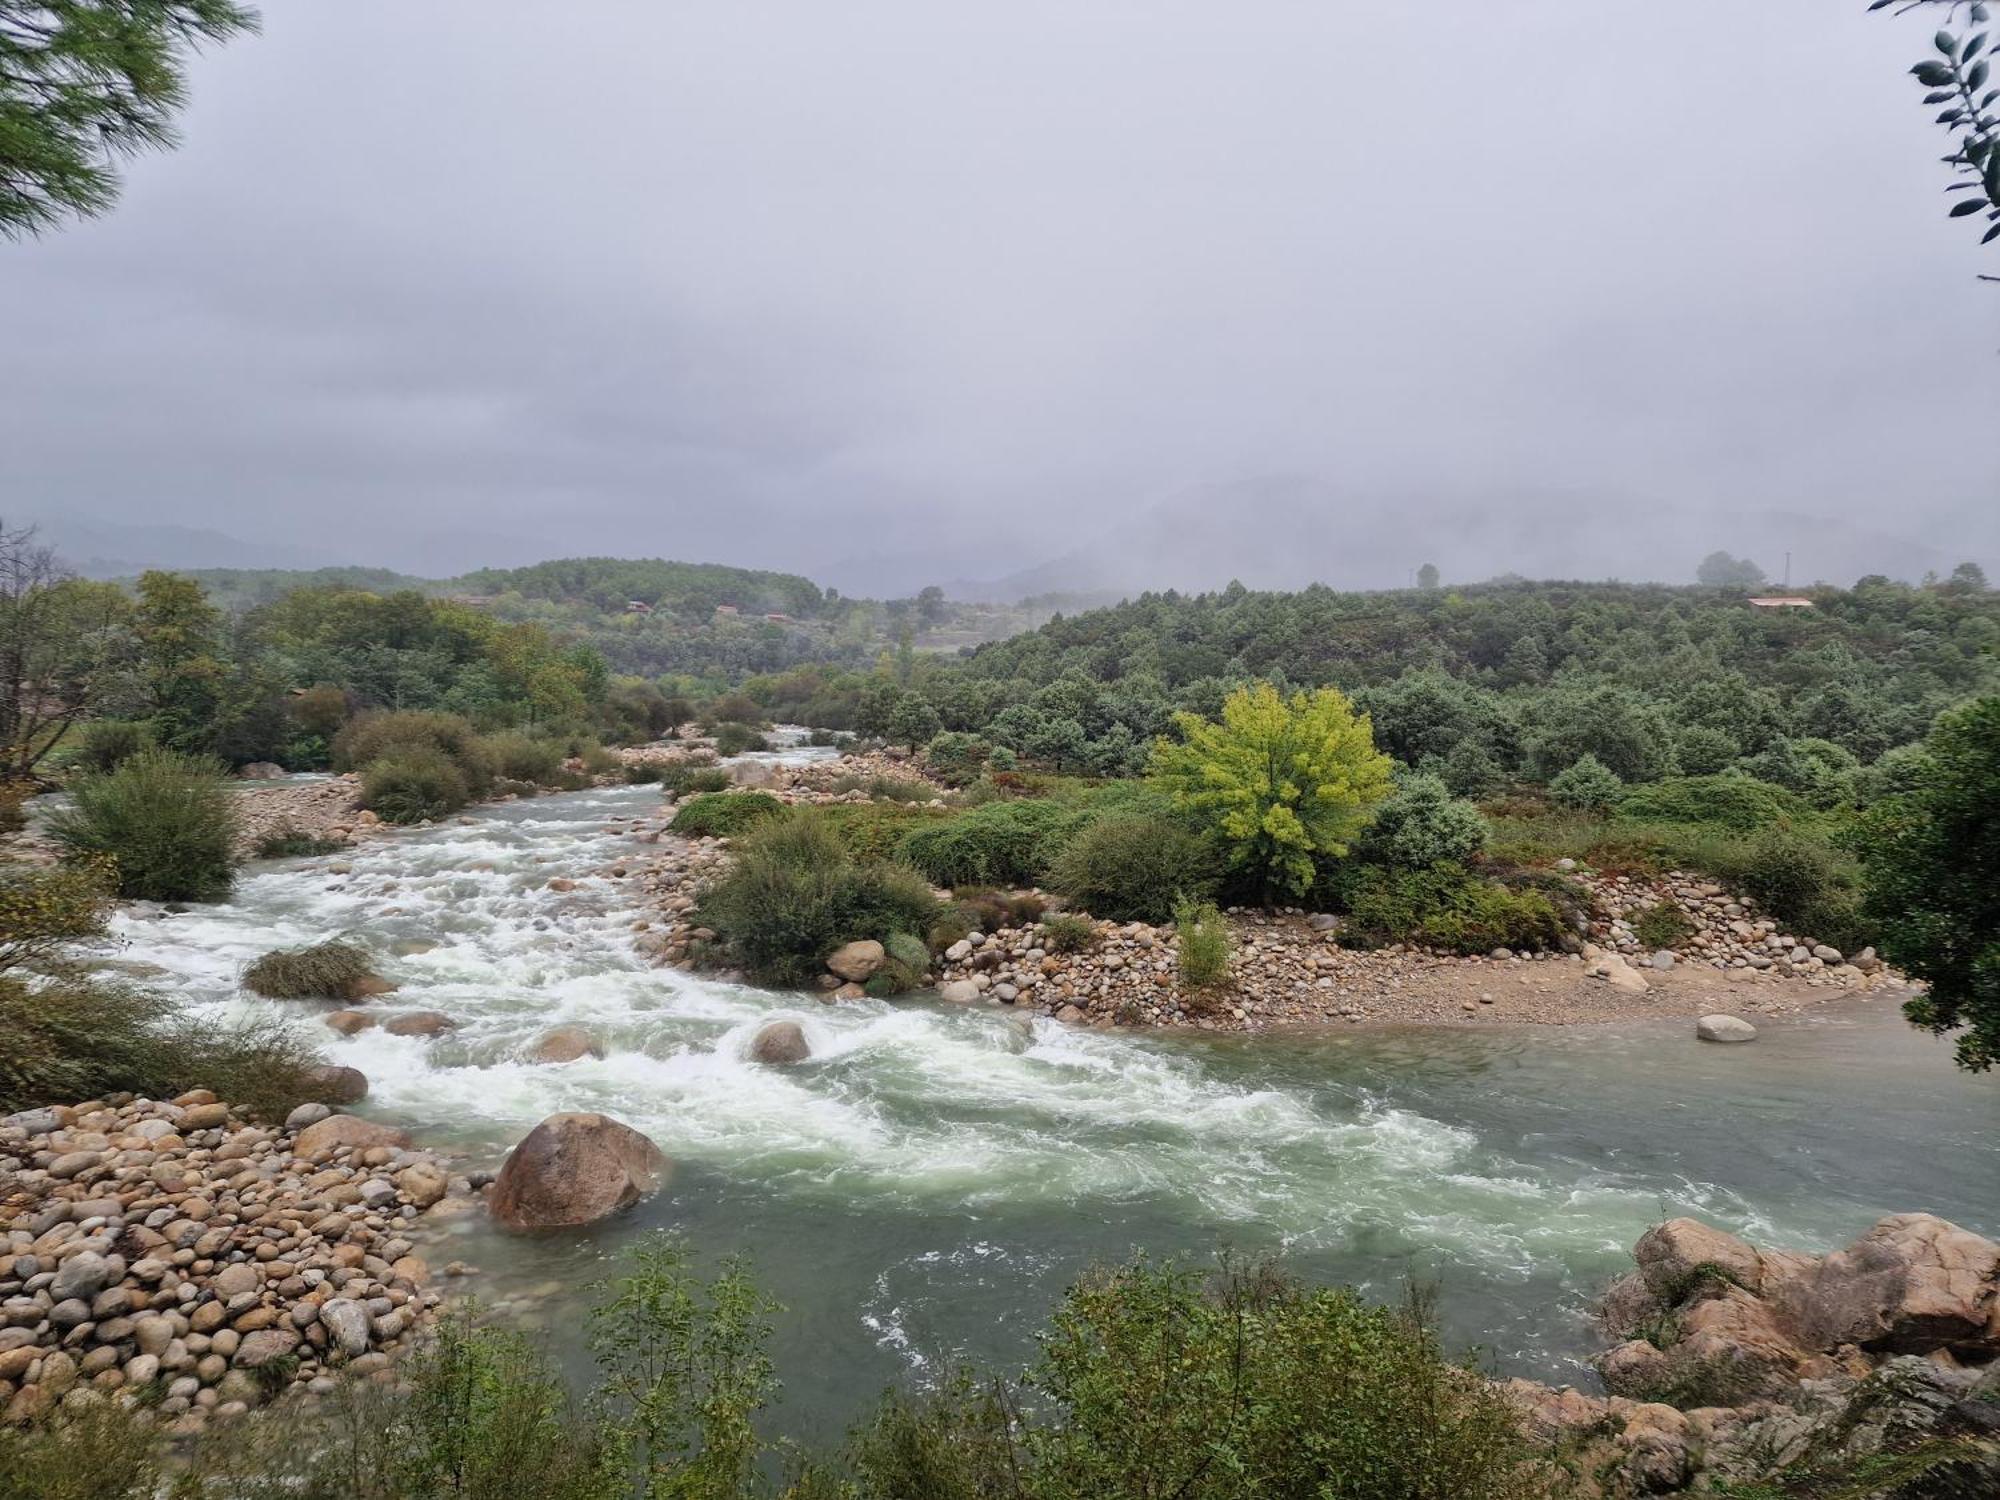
[{"xmin": 95, "ymin": 779, "xmax": 1999, "ymax": 1444}]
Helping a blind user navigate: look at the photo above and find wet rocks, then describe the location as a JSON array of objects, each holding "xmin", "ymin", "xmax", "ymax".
[
  {"xmin": 749, "ymin": 1020, "xmax": 810, "ymax": 1065},
  {"xmin": 303, "ymin": 1064, "xmax": 368, "ymax": 1104},
  {"xmin": 1696, "ymin": 1013, "xmax": 1757, "ymax": 1043},
  {"xmin": 383, "ymin": 1011, "xmax": 458, "ymax": 1038},
  {"xmin": 487, "ymin": 1112, "xmax": 667, "ymax": 1230},
  {"xmin": 527, "ymin": 1025, "xmax": 605, "ymax": 1065},
  {"xmin": 322, "ymin": 1010, "xmax": 376, "ymax": 1036},
  {"xmin": 0, "ymin": 1091, "xmax": 459, "ymax": 1433},
  {"xmin": 294, "ymin": 1115, "xmax": 412, "ymax": 1159}
]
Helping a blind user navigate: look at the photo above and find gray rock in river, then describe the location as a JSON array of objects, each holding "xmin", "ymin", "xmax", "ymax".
[{"xmin": 1696, "ymin": 1014, "xmax": 1757, "ymax": 1043}]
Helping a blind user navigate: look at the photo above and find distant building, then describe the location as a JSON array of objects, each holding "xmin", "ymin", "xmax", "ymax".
[
  {"xmin": 713, "ymin": 603, "xmax": 739, "ymax": 616},
  {"xmin": 763, "ymin": 612, "xmax": 793, "ymax": 624},
  {"xmin": 624, "ymin": 600, "xmax": 653, "ymax": 614},
  {"xmin": 1747, "ymin": 596, "xmax": 1814, "ymax": 609}
]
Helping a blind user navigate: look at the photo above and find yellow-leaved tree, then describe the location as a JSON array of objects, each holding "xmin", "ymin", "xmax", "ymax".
[{"xmin": 1150, "ymin": 682, "xmax": 1393, "ymax": 900}]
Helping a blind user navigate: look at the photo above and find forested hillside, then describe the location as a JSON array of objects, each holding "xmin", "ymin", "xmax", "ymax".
[{"xmin": 744, "ymin": 576, "xmax": 2000, "ymax": 791}]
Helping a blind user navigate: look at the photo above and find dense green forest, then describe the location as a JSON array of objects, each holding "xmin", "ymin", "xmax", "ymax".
[{"xmin": 738, "ymin": 577, "xmax": 2000, "ymax": 793}]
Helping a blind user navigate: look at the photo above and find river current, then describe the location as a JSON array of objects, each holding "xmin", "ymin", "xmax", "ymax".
[{"xmin": 95, "ymin": 777, "xmax": 1999, "ymax": 1443}]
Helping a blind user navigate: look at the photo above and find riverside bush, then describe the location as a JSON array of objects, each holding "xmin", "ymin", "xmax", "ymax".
[
  {"xmin": 895, "ymin": 798, "xmax": 1090, "ymax": 888},
  {"xmin": 669, "ymin": 791, "xmax": 785, "ymax": 838},
  {"xmin": 72, "ymin": 718, "xmax": 152, "ymax": 774},
  {"xmin": 1046, "ymin": 813, "xmax": 1217, "ymax": 923},
  {"xmin": 1173, "ymin": 897, "xmax": 1233, "ymax": 989},
  {"xmin": 1633, "ymin": 900, "xmax": 1697, "ymax": 950},
  {"xmin": 696, "ymin": 811, "xmax": 942, "ymax": 985},
  {"xmin": 653, "ymin": 762, "xmax": 733, "ymax": 795},
  {"xmin": 252, "ymin": 826, "xmax": 347, "ymax": 859},
  {"xmin": 1040, "ymin": 912, "xmax": 1098, "ymax": 953},
  {"xmin": 359, "ymin": 747, "xmax": 470, "ymax": 825},
  {"xmin": 242, "ymin": 939, "xmax": 379, "ymax": 1000},
  {"xmin": 478, "ymin": 730, "xmax": 565, "ymax": 784},
  {"xmin": 46, "ymin": 749, "xmax": 238, "ymax": 901},
  {"xmin": 1548, "ymin": 753, "xmax": 1623, "ymax": 813},
  {"xmin": 0, "ymin": 864, "xmax": 112, "ymax": 976},
  {"xmin": 332, "ymin": 710, "xmax": 493, "ymax": 795},
  {"xmin": 712, "ymin": 721, "xmax": 770, "ymax": 756},
  {"xmin": 0, "ymin": 976, "xmax": 321, "ymax": 1119},
  {"xmin": 1335, "ymin": 863, "xmax": 1567, "ymax": 954}
]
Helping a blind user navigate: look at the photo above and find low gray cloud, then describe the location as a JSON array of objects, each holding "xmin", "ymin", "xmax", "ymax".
[{"xmin": 3, "ymin": 0, "xmax": 1995, "ymax": 592}]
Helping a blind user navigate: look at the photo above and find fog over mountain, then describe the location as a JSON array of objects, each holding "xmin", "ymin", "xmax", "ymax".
[{"xmin": 4, "ymin": 1, "xmax": 1996, "ymax": 596}]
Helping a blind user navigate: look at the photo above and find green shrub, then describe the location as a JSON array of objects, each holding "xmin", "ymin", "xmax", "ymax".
[
  {"xmin": 712, "ymin": 722, "xmax": 770, "ymax": 756},
  {"xmin": 826, "ymin": 772, "xmax": 940, "ymax": 804},
  {"xmin": 1046, "ymin": 814, "xmax": 1218, "ymax": 924},
  {"xmin": 669, "ymin": 791, "xmax": 785, "ymax": 838},
  {"xmin": 1358, "ymin": 772, "xmax": 1489, "ymax": 868},
  {"xmin": 866, "ymin": 930, "xmax": 934, "ymax": 997},
  {"xmin": 815, "ymin": 802, "xmax": 951, "ymax": 861},
  {"xmin": 1548, "ymin": 753, "xmax": 1623, "ymax": 813},
  {"xmin": 242, "ymin": 939, "xmax": 379, "ymax": 1000},
  {"xmin": 46, "ymin": 749, "xmax": 239, "ymax": 901},
  {"xmin": 479, "ymin": 730, "xmax": 565, "ymax": 784},
  {"xmin": 653, "ymin": 762, "xmax": 733, "ymax": 796},
  {"xmin": 0, "ymin": 975, "xmax": 322, "ymax": 1119},
  {"xmin": 253, "ymin": 826, "xmax": 347, "ymax": 859},
  {"xmin": 72, "ymin": 718, "xmax": 153, "ymax": 774},
  {"xmin": 851, "ymin": 1261, "xmax": 1554, "ymax": 1500},
  {"xmin": 895, "ymin": 798, "xmax": 1090, "ymax": 888},
  {"xmin": 924, "ymin": 731, "xmax": 991, "ymax": 787},
  {"xmin": 1336, "ymin": 863, "xmax": 1567, "ymax": 954},
  {"xmin": 1616, "ymin": 774, "xmax": 1807, "ymax": 833},
  {"xmin": 359, "ymin": 747, "xmax": 471, "ymax": 825},
  {"xmin": 332, "ymin": 710, "xmax": 492, "ymax": 795},
  {"xmin": 695, "ymin": 811, "xmax": 943, "ymax": 985},
  {"xmin": 1633, "ymin": 901, "xmax": 1697, "ymax": 950},
  {"xmin": 1040, "ymin": 912, "xmax": 1099, "ymax": 953},
  {"xmin": 0, "ymin": 864, "xmax": 112, "ymax": 977},
  {"xmin": 1173, "ymin": 897, "xmax": 1233, "ymax": 989}
]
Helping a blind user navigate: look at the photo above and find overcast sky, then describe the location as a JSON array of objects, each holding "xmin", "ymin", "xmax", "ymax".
[{"xmin": 4, "ymin": 0, "xmax": 1997, "ymax": 592}]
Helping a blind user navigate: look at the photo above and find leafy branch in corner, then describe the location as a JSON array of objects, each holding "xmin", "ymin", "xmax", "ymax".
[{"xmin": 1871, "ymin": 0, "xmax": 2000, "ymax": 276}]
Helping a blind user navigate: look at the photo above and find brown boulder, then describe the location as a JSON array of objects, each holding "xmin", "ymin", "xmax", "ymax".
[
  {"xmin": 488, "ymin": 1112, "xmax": 667, "ymax": 1230},
  {"xmin": 384, "ymin": 1010, "xmax": 458, "ymax": 1037},
  {"xmin": 1775, "ymin": 1213, "xmax": 2000, "ymax": 1356},
  {"xmin": 528, "ymin": 1025, "xmax": 604, "ymax": 1065},
  {"xmin": 294, "ymin": 1115, "xmax": 411, "ymax": 1159},
  {"xmin": 1635, "ymin": 1217, "xmax": 1765, "ymax": 1299},
  {"xmin": 304, "ymin": 1064, "xmax": 368, "ymax": 1105},
  {"xmin": 749, "ymin": 1020, "xmax": 809, "ymax": 1065},
  {"xmin": 826, "ymin": 940, "xmax": 885, "ymax": 983},
  {"xmin": 323, "ymin": 1010, "xmax": 376, "ymax": 1035}
]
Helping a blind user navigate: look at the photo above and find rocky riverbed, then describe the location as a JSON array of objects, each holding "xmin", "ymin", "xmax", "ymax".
[{"xmin": 0, "ymin": 1091, "xmax": 477, "ymax": 1434}]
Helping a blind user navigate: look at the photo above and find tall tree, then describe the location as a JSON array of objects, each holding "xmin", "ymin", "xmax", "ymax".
[
  {"xmin": 0, "ymin": 0, "xmax": 257, "ymax": 239},
  {"xmin": 0, "ymin": 522, "xmax": 132, "ymax": 780},
  {"xmin": 133, "ymin": 569, "xmax": 225, "ymax": 751}
]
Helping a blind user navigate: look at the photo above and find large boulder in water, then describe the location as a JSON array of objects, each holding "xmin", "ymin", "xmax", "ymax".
[
  {"xmin": 384, "ymin": 1010, "xmax": 458, "ymax": 1037},
  {"xmin": 749, "ymin": 1021, "xmax": 809, "ymax": 1065},
  {"xmin": 488, "ymin": 1112, "xmax": 667, "ymax": 1230},
  {"xmin": 1697, "ymin": 1014, "xmax": 1757, "ymax": 1043},
  {"xmin": 528, "ymin": 1026, "xmax": 604, "ymax": 1065},
  {"xmin": 294, "ymin": 1114, "xmax": 411, "ymax": 1159}
]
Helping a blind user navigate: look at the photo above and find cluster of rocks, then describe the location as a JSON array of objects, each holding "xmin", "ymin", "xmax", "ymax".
[
  {"xmin": 1577, "ymin": 869, "xmax": 1887, "ymax": 987},
  {"xmin": 229, "ymin": 773, "xmax": 376, "ymax": 856},
  {"xmin": 1510, "ymin": 1213, "xmax": 2000, "ymax": 1496},
  {"xmin": 0, "ymin": 1092, "xmax": 475, "ymax": 1434}
]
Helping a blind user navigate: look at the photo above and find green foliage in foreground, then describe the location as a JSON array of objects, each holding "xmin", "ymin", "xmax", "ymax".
[
  {"xmin": 1862, "ymin": 695, "xmax": 2000, "ymax": 1070},
  {"xmin": 46, "ymin": 749, "xmax": 239, "ymax": 901},
  {"xmin": 0, "ymin": 1242, "xmax": 1554, "ymax": 1500},
  {"xmin": 695, "ymin": 811, "xmax": 942, "ymax": 985},
  {"xmin": 894, "ymin": 797, "xmax": 1090, "ymax": 888}
]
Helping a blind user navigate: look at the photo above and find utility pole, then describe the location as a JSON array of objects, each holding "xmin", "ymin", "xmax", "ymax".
[{"xmin": 1783, "ymin": 551, "xmax": 1791, "ymax": 590}]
